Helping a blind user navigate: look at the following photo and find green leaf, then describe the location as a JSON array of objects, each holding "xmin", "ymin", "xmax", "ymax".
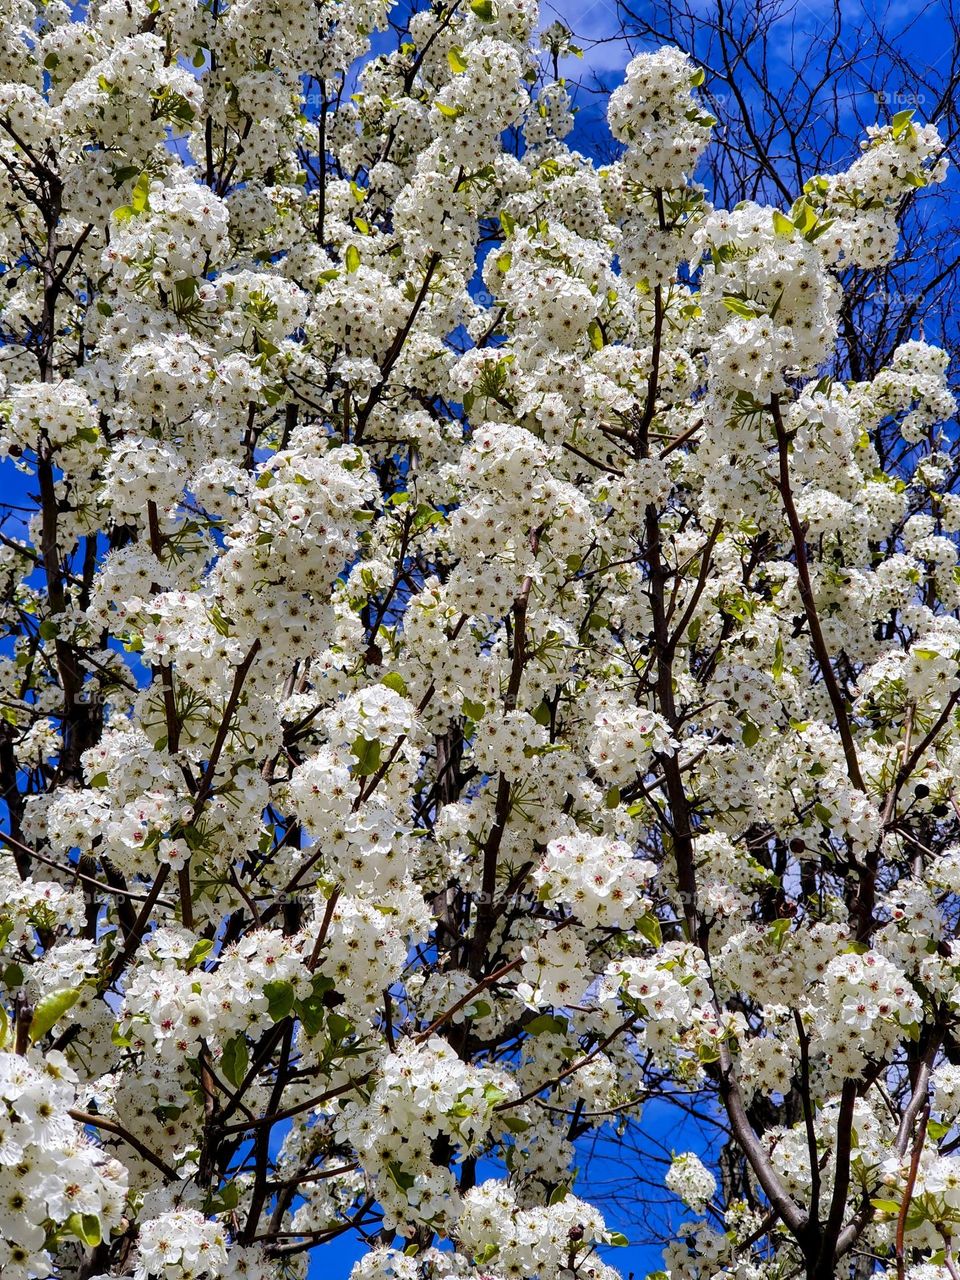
[
  {"xmin": 447, "ymin": 47, "xmax": 468, "ymax": 73},
  {"xmin": 772, "ymin": 635, "xmax": 785, "ymax": 681},
  {"xmin": 111, "ymin": 1021, "xmax": 133, "ymax": 1048},
  {"xmin": 870, "ymin": 1198, "xmax": 902, "ymax": 1214},
  {"xmin": 220, "ymin": 1035, "xmax": 249, "ymax": 1088},
  {"xmin": 111, "ymin": 164, "xmax": 140, "ymax": 187},
  {"xmin": 219, "ymin": 1180, "xmax": 240, "ymax": 1210},
  {"xmin": 587, "ymin": 317, "xmax": 604, "ymax": 351},
  {"xmin": 722, "ymin": 296, "xmax": 759, "ymax": 319},
  {"xmin": 527, "ymin": 1014, "xmax": 568, "ymax": 1036},
  {"xmin": 503, "ymin": 1114, "xmax": 530, "ymax": 1133},
  {"xmin": 791, "ymin": 199, "xmax": 818, "ymax": 236},
  {"xmin": 892, "ymin": 108, "xmax": 915, "ymax": 138},
  {"xmin": 413, "ymin": 502, "xmax": 445, "ymax": 532},
  {"xmin": 531, "ymin": 701, "xmax": 551, "ymax": 727},
  {"xmin": 64, "ymin": 1212, "xmax": 102, "ymax": 1247},
  {"xmin": 741, "ymin": 717, "xmax": 760, "ymax": 747},
  {"xmin": 327, "ymin": 1011, "xmax": 352, "ymax": 1042},
  {"xmin": 173, "ymin": 276, "xmax": 198, "ymax": 309},
  {"xmin": 689, "ymin": 67, "xmax": 705, "ymax": 87},
  {"xmin": 0, "ymin": 1001, "xmax": 8, "ymax": 1050},
  {"xmin": 772, "ymin": 210, "xmax": 795, "ymax": 238},
  {"xmin": 38, "ymin": 619, "xmax": 58, "ymax": 640},
  {"xmin": 470, "ymin": 0, "xmax": 495, "ymax": 18},
  {"xmin": 767, "ymin": 918, "xmax": 791, "ymax": 951},
  {"xmin": 183, "ymin": 942, "xmax": 213, "ymax": 967},
  {"xmin": 263, "ymin": 979, "xmax": 296, "ymax": 1022},
  {"xmin": 296, "ymin": 992, "xmax": 326, "ymax": 1037},
  {"xmin": 345, "ymin": 244, "xmax": 360, "ymax": 273},
  {"xmin": 130, "ymin": 171, "xmax": 151, "ymax": 215},
  {"xmin": 435, "ymin": 100, "xmax": 461, "ymax": 118},
  {"xmin": 185, "ymin": 938, "xmax": 213, "ymax": 970},
  {"xmin": 381, "ymin": 672, "xmax": 407, "ymax": 696},
  {"xmin": 636, "ymin": 913, "xmax": 662, "ymax": 948},
  {"xmin": 808, "ymin": 214, "xmax": 837, "ymax": 239},
  {"xmin": 351, "ymin": 735, "xmax": 382, "ymax": 776},
  {"xmin": 209, "ymin": 1179, "xmax": 240, "ymax": 1214},
  {"xmin": 29, "ymin": 988, "xmax": 80, "ymax": 1043},
  {"xmin": 608, "ymin": 1231, "xmax": 630, "ymax": 1247},
  {"xmin": 463, "ymin": 697, "xmax": 485, "ymax": 722}
]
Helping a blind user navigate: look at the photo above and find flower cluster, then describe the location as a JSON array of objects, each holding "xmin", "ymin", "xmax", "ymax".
[
  {"xmin": 0, "ymin": 1050, "xmax": 127, "ymax": 1278},
  {"xmin": 335, "ymin": 1038, "xmax": 516, "ymax": 1229},
  {"xmin": 533, "ymin": 833, "xmax": 655, "ymax": 928},
  {"xmin": 666, "ymin": 1152, "xmax": 718, "ymax": 1213}
]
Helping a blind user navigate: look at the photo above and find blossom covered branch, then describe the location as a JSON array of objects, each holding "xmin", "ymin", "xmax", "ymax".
[{"xmin": 0, "ymin": 5, "xmax": 957, "ymax": 1280}]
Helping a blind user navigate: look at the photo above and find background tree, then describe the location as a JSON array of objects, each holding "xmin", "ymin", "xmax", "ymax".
[{"xmin": 0, "ymin": 4, "xmax": 957, "ymax": 1280}]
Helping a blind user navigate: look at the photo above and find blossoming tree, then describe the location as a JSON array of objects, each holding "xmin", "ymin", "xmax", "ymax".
[{"xmin": 0, "ymin": 1, "xmax": 957, "ymax": 1278}]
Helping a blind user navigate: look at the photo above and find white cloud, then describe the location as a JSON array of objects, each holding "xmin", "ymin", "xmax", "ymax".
[{"xmin": 538, "ymin": 0, "xmax": 632, "ymax": 77}]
